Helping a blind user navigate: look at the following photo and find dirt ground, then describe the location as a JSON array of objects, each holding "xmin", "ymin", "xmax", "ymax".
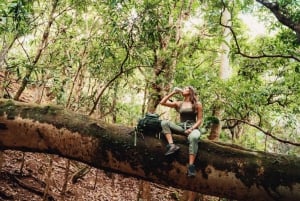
[{"xmin": 0, "ymin": 150, "xmax": 183, "ymax": 201}]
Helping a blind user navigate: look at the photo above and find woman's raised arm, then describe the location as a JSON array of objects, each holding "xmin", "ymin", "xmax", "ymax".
[{"xmin": 160, "ymin": 91, "xmax": 180, "ymax": 108}]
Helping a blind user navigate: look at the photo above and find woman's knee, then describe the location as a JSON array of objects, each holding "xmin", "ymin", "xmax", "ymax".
[
  {"xmin": 161, "ymin": 120, "xmax": 171, "ymax": 134},
  {"xmin": 188, "ymin": 130, "xmax": 201, "ymax": 142},
  {"xmin": 161, "ymin": 120, "xmax": 170, "ymax": 127}
]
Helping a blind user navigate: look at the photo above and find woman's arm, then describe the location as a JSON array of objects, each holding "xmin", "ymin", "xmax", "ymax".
[
  {"xmin": 193, "ymin": 103, "xmax": 203, "ymax": 129},
  {"xmin": 159, "ymin": 91, "xmax": 180, "ymax": 108}
]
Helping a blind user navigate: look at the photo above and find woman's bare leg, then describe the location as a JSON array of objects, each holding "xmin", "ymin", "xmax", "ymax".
[
  {"xmin": 189, "ymin": 154, "xmax": 196, "ymax": 165},
  {"xmin": 165, "ymin": 133, "xmax": 173, "ymax": 144}
]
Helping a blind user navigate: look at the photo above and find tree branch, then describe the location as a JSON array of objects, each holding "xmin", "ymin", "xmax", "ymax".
[
  {"xmin": 219, "ymin": 1, "xmax": 300, "ymax": 62},
  {"xmin": 256, "ymin": 0, "xmax": 300, "ymax": 41},
  {"xmin": 224, "ymin": 118, "xmax": 300, "ymax": 146}
]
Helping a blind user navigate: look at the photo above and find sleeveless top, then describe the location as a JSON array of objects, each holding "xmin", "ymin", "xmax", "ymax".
[{"xmin": 177, "ymin": 102, "xmax": 197, "ymax": 123}]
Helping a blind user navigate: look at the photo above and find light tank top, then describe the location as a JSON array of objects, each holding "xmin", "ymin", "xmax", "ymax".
[{"xmin": 177, "ymin": 102, "xmax": 197, "ymax": 123}]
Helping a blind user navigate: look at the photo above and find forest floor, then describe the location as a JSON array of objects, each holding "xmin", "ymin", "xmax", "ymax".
[{"xmin": 0, "ymin": 150, "xmax": 185, "ymax": 201}]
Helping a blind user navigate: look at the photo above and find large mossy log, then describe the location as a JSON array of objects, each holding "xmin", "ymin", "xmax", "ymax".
[{"xmin": 0, "ymin": 99, "xmax": 299, "ymax": 201}]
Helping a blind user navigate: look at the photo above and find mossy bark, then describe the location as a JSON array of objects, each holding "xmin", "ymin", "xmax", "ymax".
[{"xmin": 0, "ymin": 99, "xmax": 299, "ymax": 201}]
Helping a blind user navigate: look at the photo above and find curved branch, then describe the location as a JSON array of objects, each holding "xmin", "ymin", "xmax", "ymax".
[
  {"xmin": 224, "ymin": 118, "xmax": 300, "ymax": 146},
  {"xmin": 88, "ymin": 65, "xmax": 137, "ymax": 116},
  {"xmin": 219, "ymin": 2, "xmax": 300, "ymax": 62},
  {"xmin": 256, "ymin": 0, "xmax": 300, "ymax": 40}
]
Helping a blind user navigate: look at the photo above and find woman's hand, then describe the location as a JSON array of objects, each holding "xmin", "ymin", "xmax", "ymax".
[{"xmin": 185, "ymin": 128, "xmax": 193, "ymax": 135}]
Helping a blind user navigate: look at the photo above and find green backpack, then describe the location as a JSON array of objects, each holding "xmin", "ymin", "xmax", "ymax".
[{"xmin": 136, "ymin": 113, "xmax": 162, "ymax": 135}]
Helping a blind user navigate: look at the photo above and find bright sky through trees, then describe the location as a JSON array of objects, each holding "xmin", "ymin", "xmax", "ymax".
[{"xmin": 239, "ymin": 13, "xmax": 267, "ymax": 37}]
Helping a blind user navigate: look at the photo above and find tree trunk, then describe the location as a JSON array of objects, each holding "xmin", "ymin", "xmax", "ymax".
[
  {"xmin": 0, "ymin": 35, "xmax": 18, "ymax": 67},
  {"xmin": 208, "ymin": 105, "xmax": 223, "ymax": 141},
  {"xmin": 219, "ymin": 8, "xmax": 232, "ymax": 80},
  {"xmin": 0, "ymin": 99, "xmax": 299, "ymax": 201},
  {"xmin": 14, "ymin": 0, "xmax": 59, "ymax": 101},
  {"xmin": 138, "ymin": 180, "xmax": 151, "ymax": 201},
  {"xmin": 208, "ymin": 7, "xmax": 232, "ymax": 141}
]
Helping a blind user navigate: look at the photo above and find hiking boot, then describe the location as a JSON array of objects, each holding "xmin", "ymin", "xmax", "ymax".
[
  {"xmin": 187, "ymin": 164, "xmax": 196, "ymax": 177},
  {"xmin": 165, "ymin": 144, "xmax": 180, "ymax": 156}
]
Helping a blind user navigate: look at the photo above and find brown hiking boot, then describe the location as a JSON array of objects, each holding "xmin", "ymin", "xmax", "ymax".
[{"xmin": 165, "ymin": 144, "xmax": 180, "ymax": 156}]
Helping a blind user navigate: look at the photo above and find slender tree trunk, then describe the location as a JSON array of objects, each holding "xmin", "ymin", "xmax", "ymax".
[
  {"xmin": 208, "ymin": 105, "xmax": 223, "ymax": 141},
  {"xmin": 142, "ymin": 16, "xmax": 178, "ymax": 198},
  {"xmin": 0, "ymin": 70, "xmax": 10, "ymax": 98},
  {"xmin": 66, "ymin": 45, "xmax": 88, "ymax": 109},
  {"xmin": 0, "ymin": 35, "xmax": 18, "ymax": 67},
  {"xmin": 19, "ymin": 152, "xmax": 25, "ymax": 173},
  {"xmin": 14, "ymin": 0, "xmax": 59, "ymax": 100},
  {"xmin": 208, "ymin": 7, "xmax": 232, "ymax": 141},
  {"xmin": 93, "ymin": 169, "xmax": 98, "ymax": 190},
  {"xmin": 141, "ymin": 84, "xmax": 148, "ymax": 116},
  {"xmin": 206, "ymin": 8, "xmax": 233, "ymax": 201},
  {"xmin": 66, "ymin": 65, "xmax": 83, "ymax": 109},
  {"xmin": 137, "ymin": 180, "xmax": 151, "ymax": 201},
  {"xmin": 138, "ymin": 82, "xmax": 152, "ymax": 201},
  {"xmin": 111, "ymin": 83, "xmax": 118, "ymax": 123},
  {"xmin": 88, "ymin": 49, "xmax": 131, "ymax": 116},
  {"xmin": 43, "ymin": 155, "xmax": 53, "ymax": 201},
  {"xmin": 61, "ymin": 159, "xmax": 70, "ymax": 197},
  {"xmin": 219, "ymin": 8, "xmax": 232, "ymax": 80},
  {"xmin": 0, "ymin": 36, "xmax": 18, "ymax": 98}
]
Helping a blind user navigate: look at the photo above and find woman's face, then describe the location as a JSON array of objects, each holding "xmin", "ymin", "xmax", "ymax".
[{"xmin": 182, "ymin": 87, "xmax": 190, "ymax": 96}]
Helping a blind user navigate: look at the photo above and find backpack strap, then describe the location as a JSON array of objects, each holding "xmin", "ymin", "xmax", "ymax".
[
  {"xmin": 134, "ymin": 127, "xmax": 145, "ymax": 146},
  {"xmin": 134, "ymin": 127, "xmax": 137, "ymax": 146}
]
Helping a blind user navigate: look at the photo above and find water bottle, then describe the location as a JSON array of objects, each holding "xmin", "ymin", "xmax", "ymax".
[{"xmin": 173, "ymin": 87, "xmax": 183, "ymax": 93}]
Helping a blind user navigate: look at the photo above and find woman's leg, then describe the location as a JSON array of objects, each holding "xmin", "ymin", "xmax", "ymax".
[
  {"xmin": 161, "ymin": 120, "xmax": 185, "ymax": 155},
  {"xmin": 189, "ymin": 154, "xmax": 196, "ymax": 165},
  {"xmin": 161, "ymin": 120, "xmax": 185, "ymax": 133},
  {"xmin": 187, "ymin": 129, "xmax": 201, "ymax": 157},
  {"xmin": 187, "ymin": 129, "xmax": 201, "ymax": 176}
]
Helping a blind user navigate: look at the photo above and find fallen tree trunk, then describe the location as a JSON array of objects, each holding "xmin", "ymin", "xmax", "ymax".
[{"xmin": 0, "ymin": 99, "xmax": 299, "ymax": 201}]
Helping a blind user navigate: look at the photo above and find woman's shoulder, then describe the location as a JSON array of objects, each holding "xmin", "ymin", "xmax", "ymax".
[{"xmin": 196, "ymin": 102, "xmax": 202, "ymax": 109}]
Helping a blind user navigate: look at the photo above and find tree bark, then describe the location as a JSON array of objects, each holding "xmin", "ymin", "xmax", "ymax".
[{"xmin": 0, "ymin": 99, "xmax": 299, "ymax": 201}]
